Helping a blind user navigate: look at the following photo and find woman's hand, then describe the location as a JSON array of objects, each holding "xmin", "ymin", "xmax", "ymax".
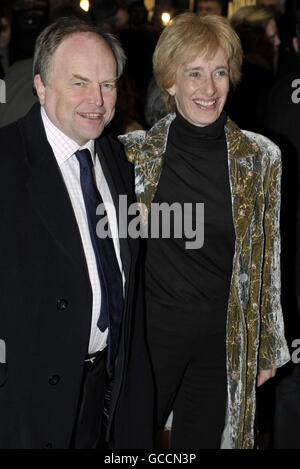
[{"xmin": 257, "ymin": 369, "xmax": 276, "ymax": 387}]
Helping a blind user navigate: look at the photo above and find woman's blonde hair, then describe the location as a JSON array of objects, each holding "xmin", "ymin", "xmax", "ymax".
[{"xmin": 153, "ymin": 12, "xmax": 243, "ymax": 110}]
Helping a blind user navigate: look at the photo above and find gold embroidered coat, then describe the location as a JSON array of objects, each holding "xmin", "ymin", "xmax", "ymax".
[{"xmin": 119, "ymin": 114, "xmax": 290, "ymax": 449}]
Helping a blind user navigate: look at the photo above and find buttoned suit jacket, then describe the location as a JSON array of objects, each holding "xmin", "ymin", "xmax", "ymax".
[{"xmin": 0, "ymin": 103, "xmax": 154, "ymax": 449}]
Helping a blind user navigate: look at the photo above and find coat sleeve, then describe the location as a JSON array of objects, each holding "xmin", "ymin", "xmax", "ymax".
[{"xmin": 258, "ymin": 145, "xmax": 290, "ymax": 370}]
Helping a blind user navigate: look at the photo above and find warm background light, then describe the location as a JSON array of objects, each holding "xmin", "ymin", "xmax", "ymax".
[
  {"xmin": 144, "ymin": 0, "xmax": 155, "ymax": 22},
  {"xmin": 227, "ymin": 0, "xmax": 256, "ymax": 19},
  {"xmin": 144, "ymin": 0, "xmax": 155, "ymax": 11},
  {"xmin": 79, "ymin": 0, "xmax": 90, "ymax": 12},
  {"xmin": 161, "ymin": 12, "xmax": 171, "ymax": 26}
]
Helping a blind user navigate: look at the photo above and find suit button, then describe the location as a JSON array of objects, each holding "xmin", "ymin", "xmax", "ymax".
[
  {"xmin": 44, "ymin": 442, "xmax": 52, "ymax": 449},
  {"xmin": 49, "ymin": 375, "xmax": 60, "ymax": 385},
  {"xmin": 56, "ymin": 299, "xmax": 68, "ymax": 310}
]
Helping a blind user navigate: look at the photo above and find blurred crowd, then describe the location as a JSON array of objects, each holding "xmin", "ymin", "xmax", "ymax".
[
  {"xmin": 1, "ymin": 0, "xmax": 299, "ymax": 133},
  {"xmin": 1, "ymin": 0, "xmax": 300, "ymax": 450}
]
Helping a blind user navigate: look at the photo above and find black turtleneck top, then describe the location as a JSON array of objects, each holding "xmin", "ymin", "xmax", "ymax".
[{"xmin": 145, "ymin": 110, "xmax": 235, "ymax": 334}]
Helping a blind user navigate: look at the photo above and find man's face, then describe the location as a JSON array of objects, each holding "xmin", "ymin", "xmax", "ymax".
[
  {"xmin": 266, "ymin": 18, "xmax": 280, "ymax": 51},
  {"xmin": 34, "ymin": 32, "xmax": 117, "ymax": 146},
  {"xmin": 197, "ymin": 0, "xmax": 222, "ymax": 16},
  {"xmin": 167, "ymin": 47, "xmax": 229, "ymax": 127},
  {"xmin": 0, "ymin": 17, "xmax": 11, "ymax": 50},
  {"xmin": 115, "ymin": 8, "xmax": 129, "ymax": 31}
]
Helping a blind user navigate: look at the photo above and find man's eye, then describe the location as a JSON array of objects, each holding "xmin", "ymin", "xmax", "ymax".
[
  {"xmin": 101, "ymin": 83, "xmax": 116, "ymax": 90},
  {"xmin": 190, "ymin": 72, "xmax": 199, "ymax": 78},
  {"xmin": 74, "ymin": 82, "xmax": 84, "ymax": 86}
]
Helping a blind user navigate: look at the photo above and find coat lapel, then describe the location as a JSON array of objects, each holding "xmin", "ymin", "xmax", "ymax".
[
  {"xmin": 20, "ymin": 104, "xmax": 88, "ymax": 271},
  {"xmin": 225, "ymin": 118, "xmax": 262, "ymax": 242}
]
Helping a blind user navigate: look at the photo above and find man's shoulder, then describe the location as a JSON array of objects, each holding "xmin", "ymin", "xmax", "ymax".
[
  {"xmin": 0, "ymin": 119, "xmax": 18, "ymax": 136},
  {"xmin": 0, "ymin": 120, "xmax": 23, "ymax": 157},
  {"xmin": 0, "ymin": 103, "xmax": 41, "ymax": 142},
  {"xmin": 0, "ymin": 103, "xmax": 46, "ymax": 172}
]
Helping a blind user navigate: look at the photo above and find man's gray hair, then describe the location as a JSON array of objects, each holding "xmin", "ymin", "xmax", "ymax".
[{"xmin": 33, "ymin": 16, "xmax": 126, "ymax": 87}]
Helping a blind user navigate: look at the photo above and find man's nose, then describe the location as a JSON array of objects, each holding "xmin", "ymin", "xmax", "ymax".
[
  {"xmin": 89, "ymin": 84, "xmax": 104, "ymax": 107},
  {"xmin": 274, "ymin": 33, "xmax": 281, "ymax": 48}
]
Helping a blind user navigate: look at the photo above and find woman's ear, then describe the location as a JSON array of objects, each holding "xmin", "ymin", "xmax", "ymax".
[{"xmin": 166, "ymin": 85, "xmax": 175, "ymax": 97}]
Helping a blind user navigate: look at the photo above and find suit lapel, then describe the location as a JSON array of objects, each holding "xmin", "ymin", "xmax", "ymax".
[
  {"xmin": 96, "ymin": 137, "xmax": 131, "ymax": 288},
  {"xmin": 20, "ymin": 104, "xmax": 87, "ymax": 271},
  {"xmin": 225, "ymin": 118, "xmax": 262, "ymax": 242}
]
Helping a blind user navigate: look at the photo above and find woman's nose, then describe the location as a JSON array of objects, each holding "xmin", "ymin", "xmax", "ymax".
[{"xmin": 202, "ymin": 76, "xmax": 216, "ymax": 96}]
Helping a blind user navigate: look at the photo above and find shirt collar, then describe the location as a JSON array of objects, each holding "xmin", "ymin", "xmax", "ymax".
[{"xmin": 41, "ymin": 106, "xmax": 95, "ymax": 167}]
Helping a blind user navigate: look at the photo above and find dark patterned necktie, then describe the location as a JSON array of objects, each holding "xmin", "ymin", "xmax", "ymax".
[{"xmin": 75, "ymin": 149, "xmax": 123, "ymax": 376}]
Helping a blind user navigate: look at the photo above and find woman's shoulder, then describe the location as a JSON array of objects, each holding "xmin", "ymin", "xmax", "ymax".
[
  {"xmin": 118, "ymin": 113, "xmax": 175, "ymax": 164},
  {"xmin": 226, "ymin": 117, "xmax": 281, "ymax": 162},
  {"xmin": 241, "ymin": 129, "xmax": 281, "ymax": 161}
]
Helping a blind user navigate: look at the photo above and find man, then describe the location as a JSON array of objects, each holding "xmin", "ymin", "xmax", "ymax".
[
  {"xmin": 195, "ymin": 0, "xmax": 223, "ymax": 16},
  {"xmin": 0, "ymin": 6, "xmax": 11, "ymax": 79},
  {"xmin": 91, "ymin": 0, "xmax": 129, "ymax": 33},
  {"xmin": 0, "ymin": 17, "xmax": 153, "ymax": 449},
  {"xmin": 256, "ymin": 0, "xmax": 282, "ymax": 11}
]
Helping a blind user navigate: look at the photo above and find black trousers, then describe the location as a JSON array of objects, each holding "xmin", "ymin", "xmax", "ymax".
[
  {"xmin": 148, "ymin": 314, "xmax": 227, "ymax": 449},
  {"xmin": 70, "ymin": 349, "xmax": 108, "ymax": 449}
]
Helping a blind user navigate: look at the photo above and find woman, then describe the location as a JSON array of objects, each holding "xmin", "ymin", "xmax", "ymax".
[{"xmin": 119, "ymin": 13, "xmax": 289, "ymax": 449}]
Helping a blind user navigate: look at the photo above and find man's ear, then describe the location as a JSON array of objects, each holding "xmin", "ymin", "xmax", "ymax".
[
  {"xmin": 33, "ymin": 74, "xmax": 46, "ymax": 105},
  {"xmin": 293, "ymin": 36, "xmax": 299, "ymax": 54}
]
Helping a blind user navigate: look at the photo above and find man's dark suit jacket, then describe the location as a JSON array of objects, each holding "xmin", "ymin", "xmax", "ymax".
[{"xmin": 0, "ymin": 103, "xmax": 154, "ymax": 449}]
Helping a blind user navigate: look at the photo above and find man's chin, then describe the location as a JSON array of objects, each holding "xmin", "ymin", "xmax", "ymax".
[{"xmin": 78, "ymin": 127, "xmax": 106, "ymax": 144}]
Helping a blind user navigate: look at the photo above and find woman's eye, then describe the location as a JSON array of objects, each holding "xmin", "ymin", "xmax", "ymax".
[
  {"xmin": 216, "ymin": 70, "xmax": 227, "ymax": 77},
  {"xmin": 190, "ymin": 72, "xmax": 199, "ymax": 78}
]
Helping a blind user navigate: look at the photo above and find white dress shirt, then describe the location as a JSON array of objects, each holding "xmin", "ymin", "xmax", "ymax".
[{"xmin": 41, "ymin": 106, "xmax": 124, "ymax": 354}]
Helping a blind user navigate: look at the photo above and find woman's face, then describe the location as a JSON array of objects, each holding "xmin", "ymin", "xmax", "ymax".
[{"xmin": 167, "ymin": 47, "xmax": 230, "ymax": 127}]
